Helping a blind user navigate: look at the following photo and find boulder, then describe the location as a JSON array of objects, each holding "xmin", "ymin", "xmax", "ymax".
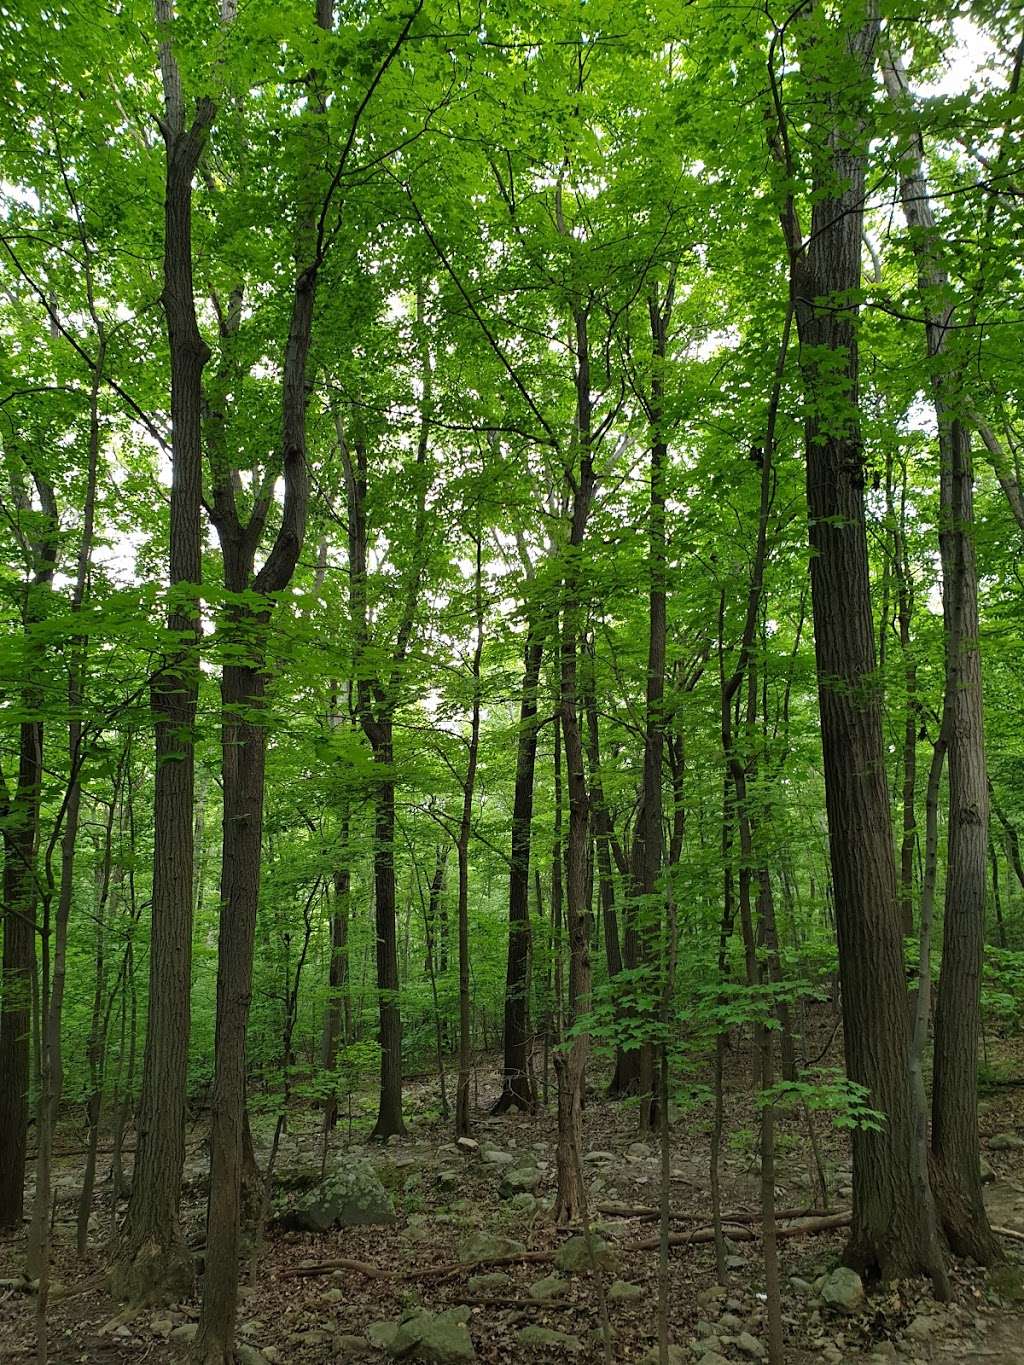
[
  {"xmin": 456, "ymin": 1229, "xmax": 525, "ymax": 1264},
  {"xmin": 498, "ymin": 1166, "xmax": 541, "ymax": 1199},
  {"xmin": 988, "ymin": 1133, "xmax": 1024, "ymax": 1151},
  {"xmin": 528, "ymin": 1275, "xmax": 569, "ymax": 1301},
  {"xmin": 468, "ymin": 1272, "xmax": 511, "ymax": 1292},
  {"xmin": 609, "ymin": 1279, "xmax": 643, "ymax": 1302},
  {"xmin": 276, "ymin": 1158, "xmax": 394, "ymax": 1232},
  {"xmin": 820, "ymin": 1266, "xmax": 865, "ymax": 1314},
  {"xmin": 641, "ymin": 1346, "xmax": 687, "ymax": 1364},
  {"xmin": 386, "ymin": 1307, "xmax": 476, "ymax": 1363},
  {"xmin": 735, "ymin": 1331, "xmax": 767, "ymax": 1359},
  {"xmin": 515, "ymin": 1326, "xmax": 583, "ymax": 1352},
  {"xmin": 554, "ymin": 1233, "xmax": 617, "ymax": 1274}
]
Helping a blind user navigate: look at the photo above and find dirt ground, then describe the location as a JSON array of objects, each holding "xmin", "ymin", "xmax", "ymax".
[{"xmin": 2, "ymin": 1029, "xmax": 1022, "ymax": 1364}]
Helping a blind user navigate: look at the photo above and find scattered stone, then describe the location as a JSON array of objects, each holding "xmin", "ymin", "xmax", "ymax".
[
  {"xmin": 906, "ymin": 1315, "xmax": 939, "ymax": 1342},
  {"xmin": 696, "ymin": 1285, "xmax": 728, "ymax": 1310},
  {"xmin": 321, "ymin": 1287, "xmax": 344, "ymax": 1304},
  {"xmin": 788, "ymin": 1276, "xmax": 813, "ymax": 1294},
  {"xmin": 528, "ymin": 1274, "xmax": 569, "ymax": 1301},
  {"xmin": 735, "ymin": 1330, "xmax": 766, "ymax": 1359},
  {"xmin": 456, "ymin": 1137, "xmax": 479, "ymax": 1154},
  {"xmin": 334, "ymin": 1335, "xmax": 370, "ymax": 1358},
  {"xmin": 870, "ymin": 1344, "xmax": 898, "ymax": 1362},
  {"xmin": 239, "ymin": 1319, "xmax": 266, "ymax": 1338},
  {"xmin": 642, "ymin": 1347, "xmax": 687, "ymax": 1365},
  {"xmin": 626, "ymin": 1141, "xmax": 651, "ymax": 1160},
  {"xmin": 694, "ymin": 1354, "xmax": 729, "ymax": 1365},
  {"xmin": 989, "ymin": 1133, "xmax": 1024, "ymax": 1151},
  {"xmin": 609, "ymin": 1279, "xmax": 643, "ymax": 1302},
  {"xmin": 288, "ymin": 1329, "xmax": 333, "ymax": 1346},
  {"xmin": 820, "ymin": 1266, "xmax": 865, "ymax": 1314},
  {"xmin": 237, "ymin": 1346, "xmax": 270, "ymax": 1365},
  {"xmin": 498, "ymin": 1166, "xmax": 541, "ymax": 1199},
  {"xmin": 554, "ymin": 1233, "xmax": 617, "ymax": 1274},
  {"xmin": 386, "ymin": 1307, "xmax": 476, "ymax": 1363},
  {"xmin": 150, "ymin": 1317, "xmax": 173, "ymax": 1338},
  {"xmin": 718, "ymin": 1313, "xmax": 743, "ymax": 1332},
  {"xmin": 170, "ymin": 1324, "xmax": 198, "ymax": 1343},
  {"xmin": 979, "ymin": 1157, "xmax": 996, "ymax": 1184},
  {"xmin": 457, "ymin": 1229, "xmax": 525, "ymax": 1264},
  {"xmin": 516, "ymin": 1325, "xmax": 583, "ymax": 1352},
  {"xmin": 584, "ymin": 1150, "xmax": 617, "ymax": 1162},
  {"xmin": 468, "ymin": 1271, "xmax": 511, "ymax": 1292},
  {"xmin": 987, "ymin": 1262, "xmax": 1024, "ymax": 1304},
  {"xmin": 262, "ymin": 1350, "xmax": 282, "ymax": 1365},
  {"xmin": 482, "ymin": 1150, "xmax": 515, "ymax": 1166},
  {"xmin": 821, "ymin": 1348, "xmax": 842, "ymax": 1365},
  {"xmin": 509, "ymin": 1192, "xmax": 537, "ymax": 1215},
  {"xmin": 368, "ymin": 1321, "xmax": 400, "ymax": 1350},
  {"xmin": 725, "ymin": 1255, "xmax": 745, "ymax": 1270},
  {"xmin": 276, "ymin": 1158, "xmax": 395, "ymax": 1233},
  {"xmin": 695, "ymin": 1321, "xmax": 716, "ymax": 1338}
]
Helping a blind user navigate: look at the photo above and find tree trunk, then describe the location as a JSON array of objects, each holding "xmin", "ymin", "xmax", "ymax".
[
  {"xmin": 778, "ymin": 6, "xmax": 937, "ymax": 1279},
  {"xmin": 493, "ymin": 617, "xmax": 544, "ymax": 1115},
  {"xmin": 369, "ymin": 737, "xmax": 406, "ymax": 1140},
  {"xmin": 114, "ymin": 26, "xmax": 213, "ymax": 1298}
]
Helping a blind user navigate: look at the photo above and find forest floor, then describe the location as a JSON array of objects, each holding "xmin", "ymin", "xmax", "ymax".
[{"xmin": 2, "ymin": 1027, "xmax": 1023, "ymax": 1364}]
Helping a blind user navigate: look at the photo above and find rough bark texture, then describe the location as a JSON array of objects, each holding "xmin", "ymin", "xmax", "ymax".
[
  {"xmin": 493, "ymin": 619, "xmax": 544, "ymax": 1115},
  {"xmin": 781, "ymin": 8, "xmax": 936, "ymax": 1279},
  {"xmin": 114, "ymin": 42, "xmax": 213, "ymax": 1299},
  {"xmin": 882, "ymin": 49, "xmax": 1000, "ymax": 1265}
]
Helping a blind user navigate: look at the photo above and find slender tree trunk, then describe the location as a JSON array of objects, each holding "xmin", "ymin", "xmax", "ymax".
[
  {"xmin": 493, "ymin": 617, "xmax": 544, "ymax": 1114},
  {"xmin": 369, "ymin": 740, "xmax": 406, "ymax": 1139},
  {"xmin": 115, "ymin": 15, "xmax": 214, "ymax": 1298}
]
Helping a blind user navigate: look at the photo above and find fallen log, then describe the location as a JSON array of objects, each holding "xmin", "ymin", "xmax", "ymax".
[
  {"xmin": 281, "ymin": 1256, "xmax": 390, "ymax": 1281},
  {"xmin": 625, "ymin": 1210, "xmax": 852, "ymax": 1253},
  {"xmin": 597, "ymin": 1202, "xmax": 834, "ymax": 1225}
]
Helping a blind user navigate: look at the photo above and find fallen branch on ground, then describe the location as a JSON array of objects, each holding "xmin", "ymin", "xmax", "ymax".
[
  {"xmin": 625, "ymin": 1210, "xmax": 851, "ymax": 1253},
  {"xmin": 597, "ymin": 1202, "xmax": 835, "ymax": 1225}
]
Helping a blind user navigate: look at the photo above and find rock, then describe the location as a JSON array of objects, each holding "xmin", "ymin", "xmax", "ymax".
[
  {"xmin": 170, "ymin": 1324, "xmax": 198, "ymax": 1343},
  {"xmin": 482, "ymin": 1150, "xmax": 515, "ymax": 1166},
  {"xmin": 468, "ymin": 1271, "xmax": 511, "ymax": 1292},
  {"xmin": 979, "ymin": 1157, "xmax": 996, "ymax": 1184},
  {"xmin": 584, "ymin": 1150, "xmax": 617, "ymax": 1162},
  {"xmin": 387, "ymin": 1307, "xmax": 476, "ymax": 1363},
  {"xmin": 150, "ymin": 1317, "xmax": 173, "ymax": 1338},
  {"xmin": 277, "ymin": 1158, "xmax": 395, "ymax": 1232},
  {"xmin": 788, "ymin": 1276, "xmax": 813, "ymax": 1294},
  {"xmin": 870, "ymin": 1344, "xmax": 898, "ymax": 1362},
  {"xmin": 498, "ymin": 1166, "xmax": 541, "ymax": 1199},
  {"xmin": 239, "ymin": 1319, "xmax": 266, "ymax": 1337},
  {"xmin": 987, "ymin": 1262, "xmax": 1024, "ymax": 1304},
  {"xmin": 626, "ymin": 1141, "xmax": 651, "ymax": 1160},
  {"xmin": 725, "ymin": 1255, "xmax": 745, "ymax": 1270},
  {"xmin": 528, "ymin": 1274, "xmax": 569, "ymax": 1301},
  {"xmin": 717, "ymin": 1313, "xmax": 743, "ymax": 1332},
  {"xmin": 821, "ymin": 1349, "xmax": 842, "ymax": 1365},
  {"xmin": 237, "ymin": 1347, "xmax": 270, "ymax": 1365},
  {"xmin": 368, "ymin": 1321, "xmax": 400, "ymax": 1350},
  {"xmin": 694, "ymin": 1338, "xmax": 724, "ymax": 1356},
  {"xmin": 554, "ymin": 1233, "xmax": 617, "ymax": 1274},
  {"xmin": 322, "ymin": 1287, "xmax": 344, "ymax": 1304},
  {"xmin": 456, "ymin": 1229, "xmax": 525, "ymax": 1264},
  {"xmin": 262, "ymin": 1350, "xmax": 282, "ymax": 1365},
  {"xmin": 609, "ymin": 1279, "xmax": 643, "ymax": 1302},
  {"xmin": 516, "ymin": 1326, "xmax": 583, "ymax": 1352},
  {"xmin": 989, "ymin": 1133, "xmax": 1024, "ymax": 1151},
  {"xmin": 456, "ymin": 1137, "xmax": 479, "ymax": 1153},
  {"xmin": 820, "ymin": 1266, "xmax": 865, "ymax": 1314},
  {"xmin": 334, "ymin": 1336, "xmax": 370, "ymax": 1358},
  {"xmin": 696, "ymin": 1285, "xmax": 728, "ymax": 1310},
  {"xmin": 735, "ymin": 1331, "xmax": 766, "ymax": 1359},
  {"xmin": 695, "ymin": 1320, "xmax": 717, "ymax": 1338},
  {"xmin": 694, "ymin": 1354, "xmax": 730, "ymax": 1365},
  {"xmin": 906, "ymin": 1315, "xmax": 939, "ymax": 1342},
  {"xmin": 288, "ymin": 1329, "xmax": 333, "ymax": 1346},
  {"xmin": 641, "ymin": 1346, "xmax": 687, "ymax": 1365},
  {"xmin": 509, "ymin": 1192, "xmax": 537, "ymax": 1215}
]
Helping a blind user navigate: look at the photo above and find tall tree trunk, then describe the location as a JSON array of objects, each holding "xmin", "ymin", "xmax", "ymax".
[
  {"xmin": 773, "ymin": 6, "xmax": 937, "ymax": 1279},
  {"xmin": 369, "ymin": 737, "xmax": 406, "ymax": 1139},
  {"xmin": 114, "ymin": 7, "xmax": 214, "ymax": 1299},
  {"xmin": 881, "ymin": 48, "xmax": 1000, "ymax": 1264},
  {"xmin": 493, "ymin": 616, "xmax": 544, "ymax": 1115},
  {"xmin": 321, "ymin": 819, "xmax": 351, "ymax": 1132}
]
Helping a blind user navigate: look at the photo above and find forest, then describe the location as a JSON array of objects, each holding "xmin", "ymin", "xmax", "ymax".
[{"xmin": 1, "ymin": 0, "xmax": 1023, "ymax": 1362}]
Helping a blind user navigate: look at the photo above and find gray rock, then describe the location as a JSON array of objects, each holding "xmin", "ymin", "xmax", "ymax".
[
  {"xmin": 528, "ymin": 1274, "xmax": 569, "ymax": 1301},
  {"xmin": 456, "ymin": 1229, "xmax": 525, "ymax": 1264},
  {"xmin": 788, "ymin": 1276, "xmax": 813, "ymax": 1294},
  {"xmin": 584, "ymin": 1150, "xmax": 617, "ymax": 1162},
  {"xmin": 481, "ymin": 1150, "xmax": 515, "ymax": 1166},
  {"xmin": 717, "ymin": 1314, "xmax": 743, "ymax": 1332},
  {"xmin": 334, "ymin": 1335, "xmax": 371, "ymax": 1358},
  {"xmin": 979, "ymin": 1157, "xmax": 996, "ymax": 1184},
  {"xmin": 554, "ymin": 1233, "xmax": 617, "ymax": 1274},
  {"xmin": 170, "ymin": 1324, "xmax": 198, "ymax": 1343},
  {"xmin": 387, "ymin": 1307, "xmax": 476, "ymax": 1363},
  {"xmin": 277, "ymin": 1158, "xmax": 395, "ymax": 1232},
  {"xmin": 467, "ymin": 1272, "xmax": 510, "ymax": 1292},
  {"xmin": 237, "ymin": 1347, "xmax": 270, "ymax": 1365},
  {"xmin": 906, "ymin": 1315, "xmax": 939, "ymax": 1342},
  {"xmin": 456, "ymin": 1137, "xmax": 479, "ymax": 1154},
  {"xmin": 696, "ymin": 1285, "xmax": 728, "ymax": 1310},
  {"xmin": 321, "ymin": 1287, "xmax": 344, "ymax": 1304},
  {"xmin": 725, "ymin": 1255, "xmax": 745, "ymax": 1270},
  {"xmin": 368, "ymin": 1321, "xmax": 400, "ymax": 1350},
  {"xmin": 498, "ymin": 1166, "xmax": 541, "ymax": 1199},
  {"xmin": 820, "ymin": 1266, "xmax": 865, "ymax": 1314},
  {"xmin": 641, "ymin": 1347, "xmax": 687, "ymax": 1365},
  {"xmin": 609, "ymin": 1279, "xmax": 643, "ymax": 1302},
  {"xmin": 989, "ymin": 1133, "xmax": 1024, "ymax": 1151},
  {"xmin": 516, "ymin": 1326, "xmax": 583, "ymax": 1352},
  {"xmin": 509, "ymin": 1192, "xmax": 537, "ymax": 1215},
  {"xmin": 694, "ymin": 1354, "xmax": 730, "ymax": 1365},
  {"xmin": 735, "ymin": 1331, "xmax": 766, "ymax": 1359}
]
